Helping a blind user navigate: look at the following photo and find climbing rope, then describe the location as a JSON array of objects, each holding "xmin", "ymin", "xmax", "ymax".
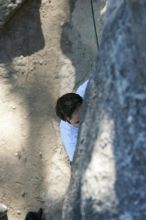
[{"xmin": 90, "ymin": 0, "xmax": 99, "ymax": 50}]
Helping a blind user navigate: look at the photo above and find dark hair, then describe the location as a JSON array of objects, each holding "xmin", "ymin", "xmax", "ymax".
[
  {"xmin": 55, "ymin": 93, "xmax": 83, "ymax": 121},
  {"xmin": 25, "ymin": 208, "xmax": 44, "ymax": 220}
]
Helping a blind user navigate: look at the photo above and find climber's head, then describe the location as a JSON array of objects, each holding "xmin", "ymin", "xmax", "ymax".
[{"xmin": 55, "ymin": 93, "xmax": 83, "ymax": 128}]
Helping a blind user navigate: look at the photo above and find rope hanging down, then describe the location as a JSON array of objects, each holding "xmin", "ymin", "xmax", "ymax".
[{"xmin": 90, "ymin": 0, "xmax": 99, "ymax": 50}]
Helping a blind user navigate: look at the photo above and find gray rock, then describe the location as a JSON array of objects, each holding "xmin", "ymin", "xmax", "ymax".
[
  {"xmin": 0, "ymin": 0, "xmax": 27, "ymax": 28},
  {"xmin": 62, "ymin": 0, "xmax": 146, "ymax": 219}
]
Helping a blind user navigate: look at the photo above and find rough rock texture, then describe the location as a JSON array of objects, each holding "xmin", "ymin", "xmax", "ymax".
[
  {"xmin": 63, "ymin": 0, "xmax": 146, "ymax": 219},
  {"xmin": 0, "ymin": 0, "xmax": 27, "ymax": 28}
]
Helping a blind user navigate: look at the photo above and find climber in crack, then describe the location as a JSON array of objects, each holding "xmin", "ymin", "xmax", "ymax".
[{"xmin": 55, "ymin": 80, "xmax": 89, "ymax": 162}]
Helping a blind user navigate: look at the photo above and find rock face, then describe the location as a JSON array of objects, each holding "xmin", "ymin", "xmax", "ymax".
[
  {"xmin": 63, "ymin": 0, "xmax": 146, "ymax": 219},
  {"xmin": 0, "ymin": 0, "xmax": 26, "ymax": 28}
]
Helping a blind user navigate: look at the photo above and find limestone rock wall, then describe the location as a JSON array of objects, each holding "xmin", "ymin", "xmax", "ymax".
[{"xmin": 63, "ymin": 0, "xmax": 146, "ymax": 219}]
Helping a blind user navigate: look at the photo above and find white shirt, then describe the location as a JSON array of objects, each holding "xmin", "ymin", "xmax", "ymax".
[{"xmin": 60, "ymin": 80, "xmax": 89, "ymax": 161}]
